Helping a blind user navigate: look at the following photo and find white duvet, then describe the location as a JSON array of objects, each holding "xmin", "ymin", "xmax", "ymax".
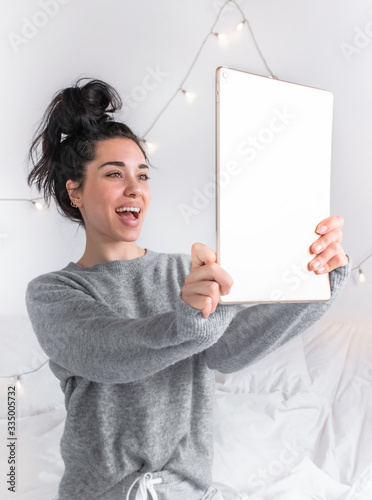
[
  {"xmin": 212, "ymin": 318, "xmax": 372, "ymax": 500},
  {"xmin": 0, "ymin": 316, "xmax": 371, "ymax": 500}
]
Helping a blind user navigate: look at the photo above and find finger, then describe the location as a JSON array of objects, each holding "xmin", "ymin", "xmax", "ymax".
[
  {"xmin": 312, "ymin": 251, "xmax": 349, "ymax": 274},
  {"xmin": 182, "ymin": 289, "xmax": 214, "ymax": 319},
  {"xmin": 202, "ymin": 301, "xmax": 213, "ymax": 319},
  {"xmin": 307, "ymin": 241, "xmax": 342, "ymax": 272},
  {"xmin": 182, "ymin": 281, "xmax": 221, "ymax": 316},
  {"xmin": 191, "ymin": 242, "xmax": 217, "ymax": 272},
  {"xmin": 315, "ymin": 215, "xmax": 344, "ymax": 235},
  {"xmin": 309, "ymin": 227, "xmax": 343, "ymax": 255},
  {"xmin": 185, "ymin": 262, "xmax": 233, "ymax": 296}
]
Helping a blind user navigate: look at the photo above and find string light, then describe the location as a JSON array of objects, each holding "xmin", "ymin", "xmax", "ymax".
[
  {"xmin": 0, "ymin": 0, "xmax": 367, "ymax": 386},
  {"xmin": 15, "ymin": 375, "xmax": 25, "ymax": 396},
  {"xmin": 2, "ymin": 0, "xmax": 275, "ymax": 171},
  {"xmin": 181, "ymin": 88, "xmax": 196, "ymax": 103},
  {"xmin": 352, "ymin": 252, "xmax": 372, "ymax": 283},
  {"xmin": 143, "ymin": 139, "xmax": 157, "ymax": 153},
  {"xmin": 358, "ymin": 269, "xmax": 366, "ymax": 283},
  {"xmin": 140, "ymin": 0, "xmax": 276, "ymax": 143},
  {"xmin": 213, "ymin": 31, "xmax": 226, "ymax": 41},
  {"xmin": 0, "ymin": 360, "xmax": 49, "ymax": 390},
  {"xmin": 0, "ymin": 0, "xmax": 277, "ymax": 383},
  {"xmin": 0, "ymin": 0, "xmax": 367, "ymax": 288},
  {"xmin": 32, "ymin": 200, "xmax": 45, "ymax": 210},
  {"xmin": 0, "ymin": 197, "xmax": 45, "ymax": 207},
  {"xmin": 236, "ymin": 20, "xmax": 245, "ymax": 31}
]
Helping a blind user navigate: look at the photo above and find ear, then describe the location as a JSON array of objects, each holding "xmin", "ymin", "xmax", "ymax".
[{"xmin": 66, "ymin": 179, "xmax": 82, "ymax": 207}]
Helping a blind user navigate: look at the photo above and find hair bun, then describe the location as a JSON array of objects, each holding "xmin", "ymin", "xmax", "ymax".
[{"xmin": 58, "ymin": 78, "xmax": 122, "ymax": 137}]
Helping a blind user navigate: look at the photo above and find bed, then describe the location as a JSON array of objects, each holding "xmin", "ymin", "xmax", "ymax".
[{"xmin": 1, "ymin": 314, "xmax": 371, "ymax": 500}]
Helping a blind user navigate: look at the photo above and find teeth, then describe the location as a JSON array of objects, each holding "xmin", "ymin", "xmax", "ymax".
[{"xmin": 115, "ymin": 207, "xmax": 141, "ymax": 213}]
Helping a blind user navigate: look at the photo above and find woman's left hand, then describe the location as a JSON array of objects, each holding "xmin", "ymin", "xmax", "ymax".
[{"xmin": 307, "ymin": 215, "xmax": 349, "ymax": 274}]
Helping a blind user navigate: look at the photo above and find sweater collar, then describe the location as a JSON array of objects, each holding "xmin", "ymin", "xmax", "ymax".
[{"xmin": 65, "ymin": 248, "xmax": 156, "ymax": 275}]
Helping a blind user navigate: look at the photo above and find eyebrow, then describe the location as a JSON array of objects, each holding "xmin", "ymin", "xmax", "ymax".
[{"xmin": 98, "ymin": 161, "xmax": 149, "ymax": 170}]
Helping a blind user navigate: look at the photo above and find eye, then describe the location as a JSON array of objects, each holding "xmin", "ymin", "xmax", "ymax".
[{"xmin": 107, "ymin": 172, "xmax": 150, "ymax": 180}]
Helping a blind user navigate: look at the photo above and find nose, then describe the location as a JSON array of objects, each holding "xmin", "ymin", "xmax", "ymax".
[{"xmin": 123, "ymin": 176, "xmax": 142, "ymax": 197}]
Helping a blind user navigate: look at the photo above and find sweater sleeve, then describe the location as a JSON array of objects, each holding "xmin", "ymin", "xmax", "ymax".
[
  {"xmin": 25, "ymin": 273, "xmax": 239, "ymax": 384},
  {"xmin": 203, "ymin": 255, "xmax": 352, "ymax": 373}
]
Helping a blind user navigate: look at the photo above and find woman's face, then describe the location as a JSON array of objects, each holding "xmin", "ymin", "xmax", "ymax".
[{"xmin": 69, "ymin": 137, "xmax": 151, "ymax": 244}]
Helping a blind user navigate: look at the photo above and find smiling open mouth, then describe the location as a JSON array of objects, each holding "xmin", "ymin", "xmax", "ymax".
[
  {"xmin": 115, "ymin": 208, "xmax": 141, "ymax": 220},
  {"xmin": 117, "ymin": 211, "xmax": 139, "ymax": 219}
]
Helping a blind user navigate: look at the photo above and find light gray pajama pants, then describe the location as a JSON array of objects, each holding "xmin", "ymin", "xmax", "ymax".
[{"xmin": 93, "ymin": 469, "xmax": 224, "ymax": 500}]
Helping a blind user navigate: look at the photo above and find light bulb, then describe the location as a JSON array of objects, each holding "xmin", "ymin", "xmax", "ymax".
[
  {"xmin": 181, "ymin": 89, "xmax": 195, "ymax": 103},
  {"xmin": 14, "ymin": 375, "xmax": 24, "ymax": 396},
  {"xmin": 236, "ymin": 21, "xmax": 245, "ymax": 31},
  {"xmin": 186, "ymin": 92, "xmax": 195, "ymax": 103},
  {"xmin": 359, "ymin": 268, "xmax": 366, "ymax": 283},
  {"xmin": 144, "ymin": 140, "xmax": 157, "ymax": 153},
  {"xmin": 32, "ymin": 200, "xmax": 44, "ymax": 210},
  {"xmin": 213, "ymin": 32, "xmax": 226, "ymax": 41}
]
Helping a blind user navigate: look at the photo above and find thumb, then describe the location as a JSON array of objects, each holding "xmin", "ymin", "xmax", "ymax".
[{"xmin": 191, "ymin": 242, "xmax": 217, "ymax": 272}]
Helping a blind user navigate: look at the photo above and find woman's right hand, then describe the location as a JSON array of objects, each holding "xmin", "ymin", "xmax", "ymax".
[{"xmin": 181, "ymin": 242, "xmax": 234, "ymax": 319}]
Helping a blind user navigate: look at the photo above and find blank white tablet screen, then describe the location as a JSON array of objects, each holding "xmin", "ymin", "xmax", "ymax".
[{"xmin": 216, "ymin": 67, "xmax": 333, "ymax": 304}]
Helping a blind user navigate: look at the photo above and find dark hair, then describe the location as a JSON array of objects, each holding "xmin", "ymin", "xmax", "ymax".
[{"xmin": 26, "ymin": 77, "xmax": 152, "ymax": 230}]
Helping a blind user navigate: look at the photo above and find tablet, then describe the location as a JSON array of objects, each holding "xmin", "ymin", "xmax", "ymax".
[{"xmin": 215, "ymin": 66, "xmax": 333, "ymax": 304}]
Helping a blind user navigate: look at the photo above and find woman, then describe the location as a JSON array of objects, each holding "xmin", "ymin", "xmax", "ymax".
[{"xmin": 25, "ymin": 77, "xmax": 351, "ymax": 500}]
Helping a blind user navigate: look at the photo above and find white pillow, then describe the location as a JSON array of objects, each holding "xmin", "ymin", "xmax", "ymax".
[
  {"xmin": 0, "ymin": 408, "xmax": 65, "ymax": 499},
  {"xmin": 0, "ymin": 315, "xmax": 65, "ymax": 418},
  {"xmin": 214, "ymin": 327, "xmax": 312, "ymax": 396}
]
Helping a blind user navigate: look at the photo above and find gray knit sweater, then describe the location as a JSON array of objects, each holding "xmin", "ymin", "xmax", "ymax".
[{"xmin": 25, "ymin": 248, "xmax": 352, "ymax": 500}]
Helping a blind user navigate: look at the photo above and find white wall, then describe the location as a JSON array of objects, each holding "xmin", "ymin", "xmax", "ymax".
[{"xmin": 1, "ymin": 0, "xmax": 371, "ymax": 318}]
